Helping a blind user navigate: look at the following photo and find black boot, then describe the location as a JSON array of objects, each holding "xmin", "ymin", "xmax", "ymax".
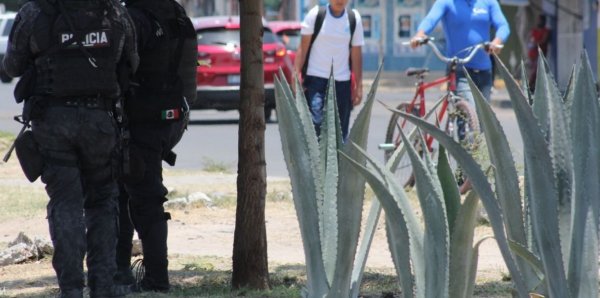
[
  {"xmin": 115, "ymin": 186, "xmax": 135, "ymax": 286},
  {"xmin": 138, "ymin": 220, "xmax": 170, "ymax": 292},
  {"xmin": 114, "ymin": 267, "xmax": 135, "ymax": 286}
]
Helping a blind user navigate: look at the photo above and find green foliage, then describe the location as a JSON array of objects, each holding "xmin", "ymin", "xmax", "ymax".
[
  {"xmin": 388, "ymin": 51, "xmax": 600, "ymax": 298},
  {"xmin": 201, "ymin": 157, "xmax": 233, "ymax": 173},
  {"xmin": 0, "ymin": 185, "xmax": 47, "ymax": 220},
  {"xmin": 273, "ymin": 64, "xmax": 382, "ymax": 297},
  {"xmin": 0, "ymin": 130, "xmax": 15, "ymax": 152},
  {"xmin": 341, "ymin": 139, "xmax": 486, "ymax": 297}
]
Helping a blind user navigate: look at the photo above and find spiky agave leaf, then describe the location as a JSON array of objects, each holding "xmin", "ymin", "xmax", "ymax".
[
  {"xmin": 374, "ymin": 98, "xmax": 448, "ymax": 291},
  {"xmin": 495, "ymin": 55, "xmax": 568, "ymax": 298},
  {"xmin": 281, "ymin": 69, "xmax": 324, "ymax": 205},
  {"xmin": 520, "ymin": 60, "xmax": 532, "ymax": 104},
  {"xmin": 389, "ymin": 107, "xmax": 529, "ymax": 297},
  {"xmin": 563, "ymin": 65, "xmax": 576, "ymax": 106},
  {"xmin": 567, "ymin": 52, "xmax": 600, "ymax": 298},
  {"xmin": 448, "ymin": 190, "xmax": 481, "ymax": 298},
  {"xmin": 351, "ymin": 96, "xmax": 429, "ymax": 298},
  {"xmin": 327, "ymin": 63, "xmax": 382, "ymax": 297},
  {"xmin": 274, "ymin": 75, "xmax": 328, "ymax": 296},
  {"xmin": 467, "ymin": 69, "xmax": 526, "ymax": 246},
  {"xmin": 320, "ymin": 71, "xmax": 340, "ymax": 285},
  {"xmin": 533, "ymin": 55, "xmax": 573, "ymax": 270},
  {"xmin": 349, "ymin": 199, "xmax": 383, "ymax": 298},
  {"xmin": 508, "ymin": 240, "xmax": 545, "ymax": 280},
  {"xmin": 340, "ymin": 144, "xmax": 424, "ymax": 298},
  {"xmin": 399, "ymin": 128, "xmax": 449, "ymax": 298},
  {"xmin": 437, "ymin": 146, "xmax": 461, "ymax": 235},
  {"xmin": 574, "ymin": 209, "xmax": 599, "ymax": 297},
  {"xmin": 464, "ymin": 235, "xmax": 494, "ymax": 297}
]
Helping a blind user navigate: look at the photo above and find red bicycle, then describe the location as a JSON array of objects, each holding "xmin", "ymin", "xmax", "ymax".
[{"xmin": 380, "ymin": 38, "xmax": 497, "ymax": 187}]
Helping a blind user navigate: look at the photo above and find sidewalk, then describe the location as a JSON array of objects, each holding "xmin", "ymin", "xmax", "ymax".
[{"xmin": 362, "ymin": 70, "xmax": 512, "ymax": 109}]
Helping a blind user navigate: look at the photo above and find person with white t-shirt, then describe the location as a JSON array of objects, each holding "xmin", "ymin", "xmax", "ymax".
[{"xmin": 294, "ymin": 0, "xmax": 364, "ymax": 140}]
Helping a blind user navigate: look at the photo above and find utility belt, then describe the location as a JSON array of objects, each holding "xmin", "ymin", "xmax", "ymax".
[{"xmin": 44, "ymin": 96, "xmax": 115, "ymax": 111}]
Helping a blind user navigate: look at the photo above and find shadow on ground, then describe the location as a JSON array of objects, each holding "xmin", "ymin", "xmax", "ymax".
[{"xmin": 1, "ymin": 261, "xmax": 512, "ymax": 298}]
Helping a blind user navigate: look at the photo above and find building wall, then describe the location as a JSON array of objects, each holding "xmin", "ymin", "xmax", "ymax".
[{"xmin": 185, "ymin": 0, "xmax": 596, "ymax": 79}]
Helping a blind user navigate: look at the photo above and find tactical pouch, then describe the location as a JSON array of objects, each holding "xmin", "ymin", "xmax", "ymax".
[
  {"xmin": 14, "ymin": 67, "xmax": 36, "ymax": 104},
  {"xmin": 22, "ymin": 97, "xmax": 47, "ymax": 122},
  {"xmin": 15, "ymin": 130, "xmax": 44, "ymax": 182},
  {"xmin": 118, "ymin": 143, "xmax": 145, "ymax": 184}
]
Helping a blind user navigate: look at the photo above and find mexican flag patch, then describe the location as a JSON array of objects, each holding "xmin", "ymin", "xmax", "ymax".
[{"xmin": 161, "ymin": 109, "xmax": 180, "ymax": 120}]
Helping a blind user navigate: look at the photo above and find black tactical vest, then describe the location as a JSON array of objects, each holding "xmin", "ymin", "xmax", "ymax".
[
  {"xmin": 126, "ymin": 0, "xmax": 197, "ymax": 123},
  {"xmin": 32, "ymin": 0, "xmax": 123, "ymax": 99}
]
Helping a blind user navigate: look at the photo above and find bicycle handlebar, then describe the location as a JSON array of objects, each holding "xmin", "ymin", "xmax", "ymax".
[{"xmin": 401, "ymin": 37, "xmax": 503, "ymax": 65}]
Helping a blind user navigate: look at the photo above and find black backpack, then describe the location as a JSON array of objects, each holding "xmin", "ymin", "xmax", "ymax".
[{"xmin": 301, "ymin": 6, "xmax": 357, "ymax": 79}]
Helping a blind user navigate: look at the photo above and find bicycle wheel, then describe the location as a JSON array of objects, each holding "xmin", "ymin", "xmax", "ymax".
[{"xmin": 384, "ymin": 102, "xmax": 422, "ymax": 188}]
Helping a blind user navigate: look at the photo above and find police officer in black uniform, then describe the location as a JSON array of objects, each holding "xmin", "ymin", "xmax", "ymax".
[
  {"xmin": 113, "ymin": 0, "xmax": 197, "ymax": 292},
  {"xmin": 3, "ymin": 0, "xmax": 138, "ymax": 297}
]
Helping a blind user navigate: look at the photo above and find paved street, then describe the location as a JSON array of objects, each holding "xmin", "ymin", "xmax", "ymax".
[{"xmin": 0, "ymin": 74, "xmax": 524, "ymax": 178}]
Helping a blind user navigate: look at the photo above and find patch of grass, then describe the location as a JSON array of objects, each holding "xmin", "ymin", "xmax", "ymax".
[
  {"xmin": 1, "ymin": 253, "xmax": 513, "ymax": 298},
  {"xmin": 164, "ymin": 257, "xmax": 303, "ymax": 297},
  {"xmin": 0, "ymin": 185, "xmax": 47, "ymax": 220},
  {"xmin": 210, "ymin": 193, "xmax": 237, "ymax": 208},
  {"xmin": 266, "ymin": 189, "xmax": 292, "ymax": 202},
  {"xmin": 201, "ymin": 157, "xmax": 233, "ymax": 173},
  {"xmin": 359, "ymin": 270, "xmax": 401, "ymax": 297},
  {"xmin": 473, "ymin": 280, "xmax": 513, "ymax": 297},
  {"xmin": 0, "ymin": 131, "xmax": 15, "ymax": 151}
]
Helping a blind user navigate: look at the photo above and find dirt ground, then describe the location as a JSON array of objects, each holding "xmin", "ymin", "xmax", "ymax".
[{"xmin": 0, "ymin": 170, "xmax": 508, "ymax": 297}]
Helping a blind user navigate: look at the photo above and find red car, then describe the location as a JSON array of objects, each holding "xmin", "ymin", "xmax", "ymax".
[
  {"xmin": 268, "ymin": 21, "xmax": 301, "ymax": 66},
  {"xmin": 192, "ymin": 16, "xmax": 290, "ymax": 120}
]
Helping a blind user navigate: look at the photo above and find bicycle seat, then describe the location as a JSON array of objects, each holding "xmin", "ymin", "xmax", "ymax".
[{"xmin": 405, "ymin": 67, "xmax": 429, "ymax": 77}]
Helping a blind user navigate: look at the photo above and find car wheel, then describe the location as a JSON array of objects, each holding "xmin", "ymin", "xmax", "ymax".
[{"xmin": 0, "ymin": 67, "xmax": 12, "ymax": 83}]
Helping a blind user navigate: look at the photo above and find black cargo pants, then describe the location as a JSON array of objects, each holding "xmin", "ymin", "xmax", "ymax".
[
  {"xmin": 32, "ymin": 105, "xmax": 119, "ymax": 294},
  {"xmin": 116, "ymin": 119, "xmax": 185, "ymax": 292}
]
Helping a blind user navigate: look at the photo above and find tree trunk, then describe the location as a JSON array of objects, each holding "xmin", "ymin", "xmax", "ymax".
[{"xmin": 232, "ymin": 0, "xmax": 270, "ymax": 290}]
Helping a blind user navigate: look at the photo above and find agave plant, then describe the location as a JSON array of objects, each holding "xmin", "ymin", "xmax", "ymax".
[
  {"xmin": 340, "ymin": 115, "xmax": 491, "ymax": 298},
  {"xmin": 387, "ymin": 52, "xmax": 599, "ymax": 298},
  {"xmin": 273, "ymin": 64, "xmax": 382, "ymax": 297}
]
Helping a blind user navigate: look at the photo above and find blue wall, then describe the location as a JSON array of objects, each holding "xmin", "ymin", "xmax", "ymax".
[{"xmin": 363, "ymin": 0, "xmax": 446, "ymax": 71}]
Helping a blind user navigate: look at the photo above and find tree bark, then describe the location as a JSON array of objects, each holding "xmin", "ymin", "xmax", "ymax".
[{"xmin": 232, "ymin": 0, "xmax": 270, "ymax": 290}]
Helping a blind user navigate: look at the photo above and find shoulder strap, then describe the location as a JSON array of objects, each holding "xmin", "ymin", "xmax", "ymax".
[
  {"xmin": 167, "ymin": 0, "xmax": 186, "ymax": 81},
  {"xmin": 347, "ymin": 9, "xmax": 356, "ymax": 72},
  {"xmin": 312, "ymin": 6, "xmax": 327, "ymax": 42},
  {"xmin": 348, "ymin": 8, "xmax": 356, "ymax": 46},
  {"xmin": 301, "ymin": 6, "xmax": 326, "ymax": 78}
]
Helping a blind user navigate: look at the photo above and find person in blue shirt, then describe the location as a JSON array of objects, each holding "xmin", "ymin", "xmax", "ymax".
[{"xmin": 410, "ymin": 0, "xmax": 510, "ymax": 106}]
